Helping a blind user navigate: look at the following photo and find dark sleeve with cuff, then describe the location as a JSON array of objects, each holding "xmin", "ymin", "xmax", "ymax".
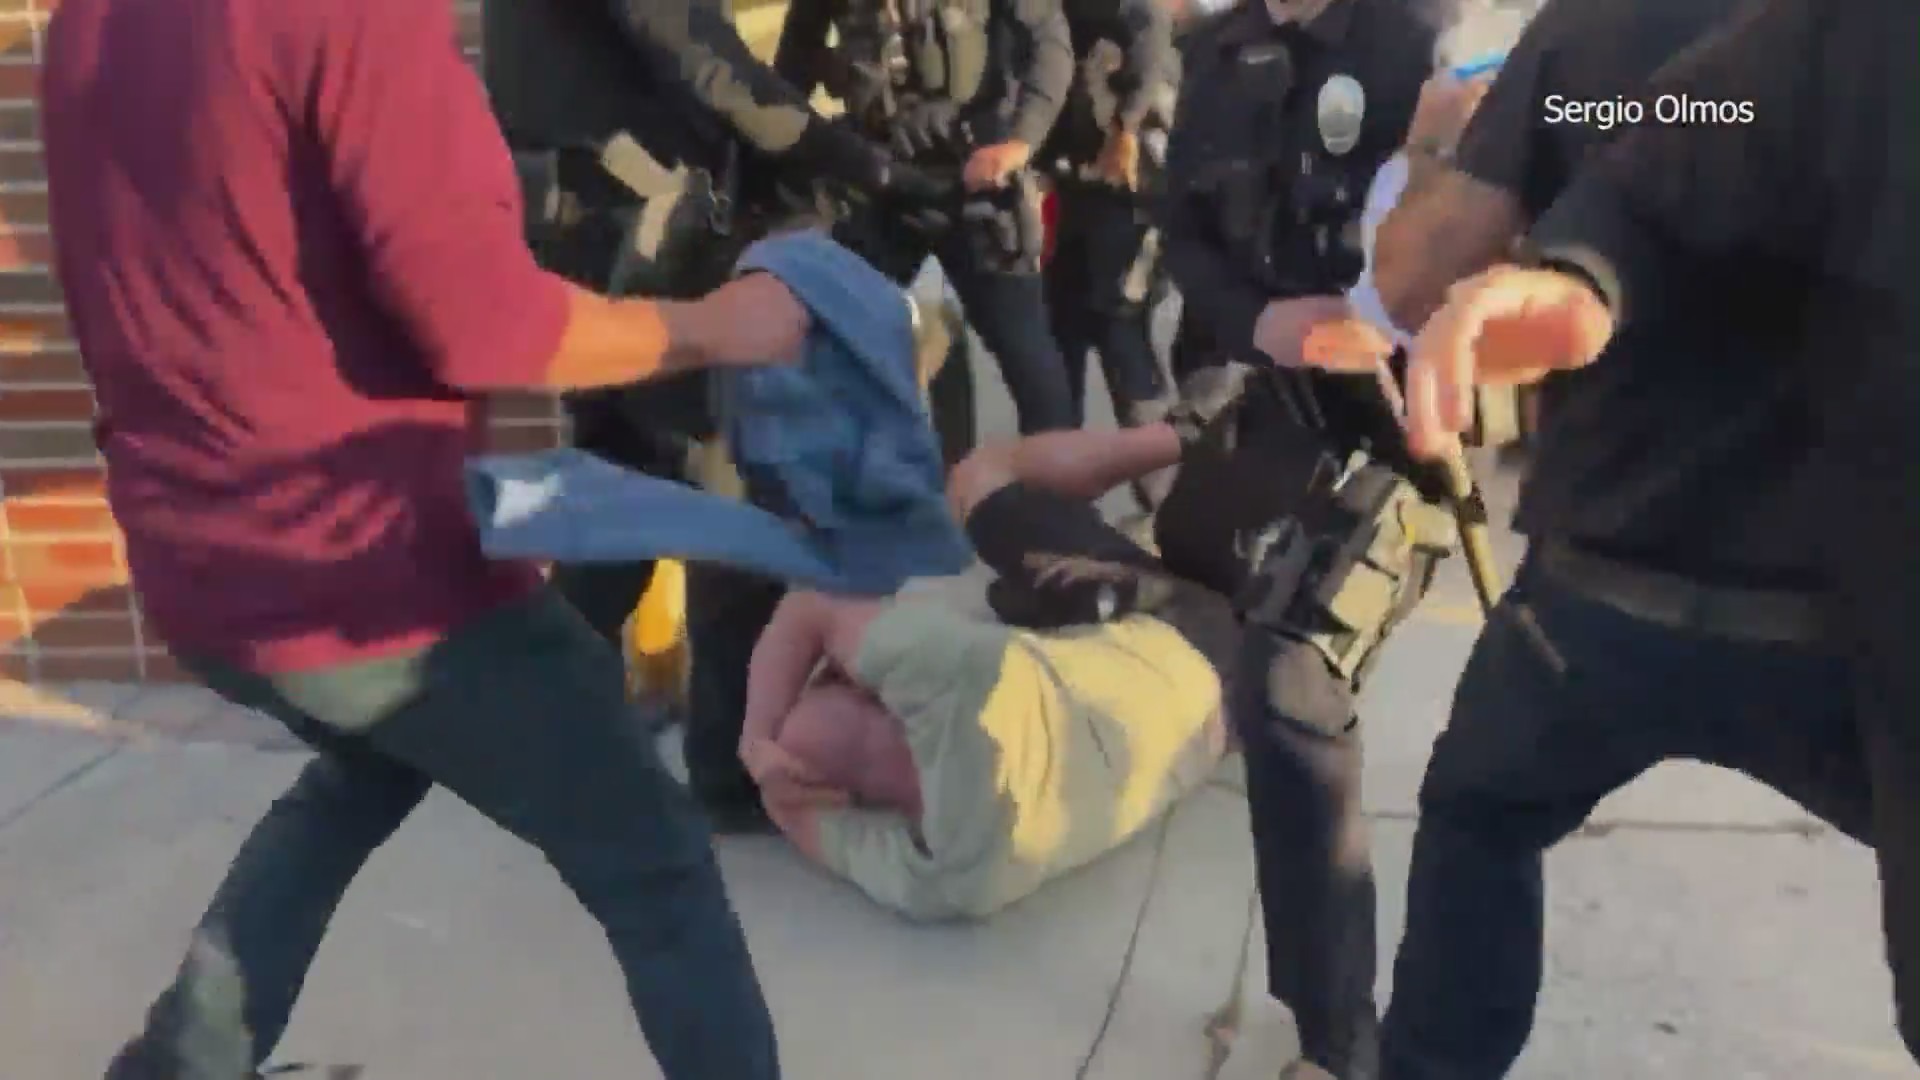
[
  {"xmin": 314, "ymin": 0, "xmax": 569, "ymax": 392},
  {"xmin": 1002, "ymin": 0, "xmax": 1076, "ymax": 146},
  {"xmin": 1116, "ymin": 0, "xmax": 1177, "ymax": 131},
  {"xmin": 603, "ymin": 0, "xmax": 884, "ymax": 192}
]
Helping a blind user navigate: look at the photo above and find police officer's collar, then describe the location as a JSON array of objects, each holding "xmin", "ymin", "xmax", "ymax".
[{"xmin": 1222, "ymin": 0, "xmax": 1352, "ymax": 47}]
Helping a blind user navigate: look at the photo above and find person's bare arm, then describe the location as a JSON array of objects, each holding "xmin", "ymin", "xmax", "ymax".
[
  {"xmin": 947, "ymin": 424, "xmax": 1184, "ymax": 519},
  {"xmin": 540, "ymin": 274, "xmax": 810, "ymax": 392},
  {"xmin": 740, "ymin": 591, "xmax": 889, "ymax": 754},
  {"xmin": 740, "ymin": 591, "xmax": 838, "ymax": 755},
  {"xmin": 1374, "ymin": 168, "xmax": 1527, "ymax": 331}
]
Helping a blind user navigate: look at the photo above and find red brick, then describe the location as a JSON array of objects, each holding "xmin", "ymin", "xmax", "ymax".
[
  {"xmin": 0, "ymin": 229, "xmax": 52, "ymax": 270},
  {"xmin": 0, "ymin": 465, "xmax": 104, "ymax": 499},
  {"xmin": 0, "ymin": 386, "xmax": 92, "ymax": 423},
  {"xmin": 27, "ymin": 611, "xmax": 138, "ymax": 649},
  {"xmin": 0, "ymin": 105, "xmax": 37, "ymax": 143},
  {"xmin": 0, "ymin": 348, "xmax": 82, "ymax": 384},
  {"xmin": 0, "ymin": 423, "xmax": 98, "ymax": 461},
  {"xmin": 7, "ymin": 497, "xmax": 115, "ymax": 535},
  {"xmin": 20, "ymin": 580, "xmax": 129, "ymax": 616},
  {"xmin": 0, "ymin": 310, "xmax": 73, "ymax": 349},
  {"xmin": 0, "ymin": 64, "xmax": 36, "ymax": 99},
  {"xmin": 0, "ymin": 648, "xmax": 31, "ymax": 681},
  {"xmin": 7, "ymin": 537, "xmax": 127, "ymax": 585},
  {"xmin": 35, "ymin": 650, "xmax": 142, "ymax": 682},
  {"xmin": 0, "ymin": 18, "xmax": 32, "ymax": 64},
  {"xmin": 0, "ymin": 268, "xmax": 58, "ymax": 305},
  {"xmin": 143, "ymin": 650, "xmax": 190, "ymax": 684},
  {"xmin": 0, "ymin": 188, "xmax": 48, "ymax": 229},
  {"xmin": 0, "ymin": 147, "xmax": 43, "ymax": 187}
]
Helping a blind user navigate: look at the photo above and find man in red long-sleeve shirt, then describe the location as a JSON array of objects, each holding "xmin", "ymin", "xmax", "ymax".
[{"xmin": 43, "ymin": 0, "xmax": 805, "ymax": 1076}]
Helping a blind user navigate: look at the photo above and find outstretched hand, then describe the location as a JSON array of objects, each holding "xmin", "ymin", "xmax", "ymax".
[{"xmin": 1401, "ymin": 264, "xmax": 1614, "ymax": 458}]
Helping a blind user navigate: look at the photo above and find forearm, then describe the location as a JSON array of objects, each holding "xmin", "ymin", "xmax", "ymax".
[
  {"xmin": 1118, "ymin": 8, "xmax": 1177, "ymax": 131},
  {"xmin": 1005, "ymin": 0, "xmax": 1074, "ymax": 147},
  {"xmin": 606, "ymin": 0, "xmax": 815, "ymax": 155},
  {"xmin": 1375, "ymin": 172, "xmax": 1525, "ymax": 331},
  {"xmin": 995, "ymin": 424, "xmax": 1184, "ymax": 500},
  {"xmin": 1526, "ymin": 167, "xmax": 1673, "ymax": 327},
  {"xmin": 740, "ymin": 595, "xmax": 832, "ymax": 750},
  {"xmin": 530, "ymin": 284, "xmax": 721, "ymax": 392}
]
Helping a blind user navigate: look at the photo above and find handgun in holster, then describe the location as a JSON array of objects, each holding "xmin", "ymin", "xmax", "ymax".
[{"xmin": 959, "ymin": 169, "xmax": 1045, "ymax": 274}]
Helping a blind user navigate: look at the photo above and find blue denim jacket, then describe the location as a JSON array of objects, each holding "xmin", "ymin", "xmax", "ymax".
[{"xmin": 464, "ymin": 231, "xmax": 972, "ymax": 595}]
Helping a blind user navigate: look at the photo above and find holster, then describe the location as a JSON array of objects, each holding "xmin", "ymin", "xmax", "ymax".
[
  {"xmin": 1236, "ymin": 452, "xmax": 1456, "ymax": 686},
  {"xmin": 959, "ymin": 169, "xmax": 1045, "ymax": 274}
]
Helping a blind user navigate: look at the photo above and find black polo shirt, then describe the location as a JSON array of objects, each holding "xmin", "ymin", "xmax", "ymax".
[{"xmin": 1454, "ymin": 0, "xmax": 1823, "ymax": 587}]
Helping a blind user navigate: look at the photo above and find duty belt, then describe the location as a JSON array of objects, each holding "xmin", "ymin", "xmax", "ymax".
[{"xmin": 1535, "ymin": 540, "xmax": 1824, "ymax": 645}]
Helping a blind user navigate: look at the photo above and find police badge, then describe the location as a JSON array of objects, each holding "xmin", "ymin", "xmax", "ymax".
[{"xmin": 1316, "ymin": 74, "xmax": 1366, "ymax": 156}]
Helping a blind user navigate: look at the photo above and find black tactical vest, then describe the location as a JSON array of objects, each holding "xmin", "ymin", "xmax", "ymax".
[
  {"xmin": 830, "ymin": 0, "xmax": 992, "ymax": 119},
  {"xmin": 1185, "ymin": 32, "xmax": 1367, "ymax": 297}
]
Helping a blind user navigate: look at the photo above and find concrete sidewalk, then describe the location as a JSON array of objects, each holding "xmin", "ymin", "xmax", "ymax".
[{"xmin": 0, "ymin": 606, "xmax": 1911, "ymax": 1080}]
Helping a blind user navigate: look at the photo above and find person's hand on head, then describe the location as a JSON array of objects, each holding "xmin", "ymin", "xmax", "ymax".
[
  {"xmin": 740, "ymin": 737, "xmax": 851, "ymax": 809},
  {"xmin": 1401, "ymin": 264, "xmax": 1614, "ymax": 458},
  {"xmin": 963, "ymin": 140, "xmax": 1033, "ymax": 191},
  {"xmin": 683, "ymin": 273, "xmax": 811, "ymax": 367},
  {"xmin": 1253, "ymin": 296, "xmax": 1395, "ymax": 370},
  {"xmin": 1406, "ymin": 71, "xmax": 1492, "ymax": 157}
]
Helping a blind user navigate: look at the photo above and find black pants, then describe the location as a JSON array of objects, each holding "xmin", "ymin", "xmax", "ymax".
[
  {"xmin": 1044, "ymin": 183, "xmax": 1167, "ymax": 426},
  {"xmin": 525, "ymin": 152, "xmax": 781, "ymax": 808},
  {"xmin": 1170, "ymin": 308, "xmax": 1227, "ymax": 388},
  {"xmin": 837, "ymin": 205, "xmax": 1077, "ymax": 436},
  {"xmin": 108, "ymin": 591, "xmax": 777, "ymax": 1080},
  {"xmin": 1379, "ymin": 557, "xmax": 1904, "ymax": 1079}
]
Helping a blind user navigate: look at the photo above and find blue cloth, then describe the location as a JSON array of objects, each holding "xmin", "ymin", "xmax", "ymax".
[{"xmin": 464, "ymin": 231, "xmax": 972, "ymax": 595}]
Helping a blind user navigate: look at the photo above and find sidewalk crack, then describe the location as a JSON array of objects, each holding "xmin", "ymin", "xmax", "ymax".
[
  {"xmin": 0, "ymin": 743, "xmax": 125, "ymax": 837},
  {"xmin": 1073, "ymin": 806, "xmax": 1177, "ymax": 1079}
]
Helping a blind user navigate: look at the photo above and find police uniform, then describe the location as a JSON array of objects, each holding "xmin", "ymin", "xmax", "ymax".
[
  {"xmin": 485, "ymin": 0, "xmax": 896, "ymax": 827},
  {"xmin": 1156, "ymin": 2, "xmax": 1435, "ymax": 1076},
  {"xmin": 775, "ymin": 0, "xmax": 1083, "ymax": 436},
  {"xmin": 1378, "ymin": 1, "xmax": 1920, "ymax": 1074},
  {"xmin": 1038, "ymin": 0, "xmax": 1179, "ymax": 428}
]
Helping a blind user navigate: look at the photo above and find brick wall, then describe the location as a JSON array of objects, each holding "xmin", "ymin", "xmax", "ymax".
[{"xmin": 0, "ymin": 0, "xmax": 567, "ymax": 684}]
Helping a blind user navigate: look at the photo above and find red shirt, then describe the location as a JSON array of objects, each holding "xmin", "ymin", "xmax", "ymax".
[{"xmin": 42, "ymin": 0, "xmax": 572, "ymax": 672}]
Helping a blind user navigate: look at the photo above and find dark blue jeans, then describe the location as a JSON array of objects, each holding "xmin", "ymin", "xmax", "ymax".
[
  {"xmin": 108, "ymin": 589, "xmax": 778, "ymax": 1080},
  {"xmin": 1380, "ymin": 559, "xmax": 1876, "ymax": 1079}
]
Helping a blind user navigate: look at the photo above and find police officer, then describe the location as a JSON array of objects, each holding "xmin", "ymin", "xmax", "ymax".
[
  {"xmin": 1340, "ymin": 0, "xmax": 1920, "ymax": 1074},
  {"xmin": 1158, "ymin": 1, "xmax": 1437, "ymax": 1076},
  {"xmin": 774, "ymin": 0, "xmax": 1082, "ymax": 437},
  {"xmin": 485, "ymin": 0, "xmax": 937, "ymax": 830},
  {"xmin": 1037, "ymin": 0, "xmax": 1178, "ymax": 429}
]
